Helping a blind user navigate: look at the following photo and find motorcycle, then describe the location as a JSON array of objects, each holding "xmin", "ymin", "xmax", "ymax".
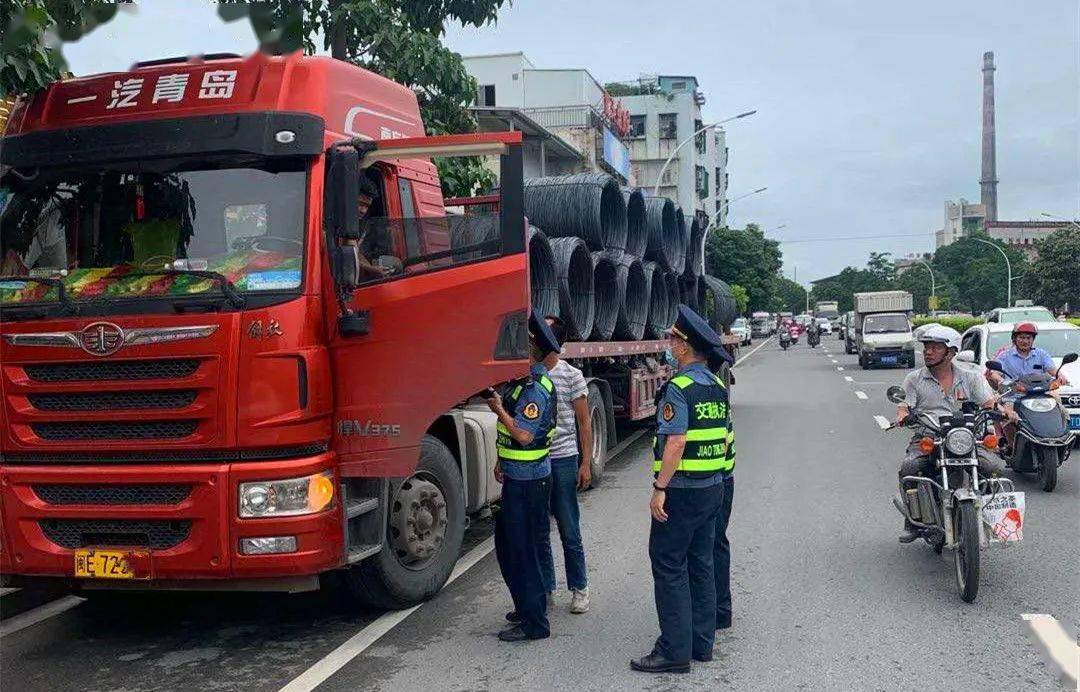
[
  {"xmin": 808, "ymin": 329, "xmax": 820, "ymax": 348},
  {"xmin": 986, "ymin": 353, "xmax": 1077, "ymax": 493},
  {"xmin": 885, "ymin": 386, "xmax": 1019, "ymax": 603},
  {"xmin": 779, "ymin": 330, "xmax": 791, "ymax": 350}
]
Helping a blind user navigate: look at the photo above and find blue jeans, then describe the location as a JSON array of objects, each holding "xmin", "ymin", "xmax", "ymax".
[
  {"xmin": 538, "ymin": 455, "xmax": 588, "ymax": 592},
  {"xmin": 495, "ymin": 476, "xmax": 552, "ymax": 638}
]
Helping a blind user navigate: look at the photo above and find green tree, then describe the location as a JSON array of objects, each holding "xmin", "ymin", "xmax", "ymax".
[
  {"xmin": 892, "ymin": 265, "xmax": 960, "ymax": 314},
  {"xmin": 771, "ymin": 276, "xmax": 806, "ymax": 313},
  {"xmin": 1027, "ymin": 228, "xmax": 1080, "ymax": 312},
  {"xmin": 1, "ymin": 1, "xmax": 126, "ymax": 98},
  {"xmin": 932, "ymin": 235, "xmax": 1027, "ymax": 313},
  {"xmin": 217, "ymin": 0, "xmax": 506, "ymax": 197},
  {"xmin": 730, "ymin": 283, "xmax": 749, "ymax": 314},
  {"xmin": 809, "ymin": 266, "xmax": 888, "ymax": 313},
  {"xmin": 704, "ymin": 223, "xmax": 782, "ymax": 312},
  {"xmin": 867, "ymin": 251, "xmax": 896, "ymax": 284}
]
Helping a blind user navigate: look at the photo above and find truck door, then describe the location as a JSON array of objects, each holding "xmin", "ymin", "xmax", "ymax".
[{"xmin": 324, "ymin": 133, "xmax": 529, "ymax": 477}]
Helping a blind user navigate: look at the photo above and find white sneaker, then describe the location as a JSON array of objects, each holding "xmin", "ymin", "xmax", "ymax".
[{"xmin": 570, "ymin": 587, "xmax": 590, "ymax": 614}]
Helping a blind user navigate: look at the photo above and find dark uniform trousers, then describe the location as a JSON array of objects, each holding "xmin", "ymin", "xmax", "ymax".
[
  {"xmin": 713, "ymin": 474, "xmax": 734, "ymax": 626},
  {"xmin": 495, "ymin": 475, "xmax": 552, "ymax": 638},
  {"xmin": 649, "ymin": 482, "xmax": 726, "ymax": 663}
]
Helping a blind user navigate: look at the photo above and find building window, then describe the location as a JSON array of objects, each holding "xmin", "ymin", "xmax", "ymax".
[
  {"xmin": 659, "ymin": 113, "xmax": 677, "ymax": 140},
  {"xmin": 477, "ymin": 84, "xmax": 496, "ymax": 107},
  {"xmin": 670, "ymin": 81, "xmax": 687, "ymax": 91},
  {"xmin": 715, "ymin": 168, "xmax": 722, "ymax": 191},
  {"xmin": 694, "ymin": 119, "xmax": 705, "ymax": 154},
  {"xmin": 629, "ymin": 114, "xmax": 645, "ymax": 138},
  {"xmin": 695, "ymin": 166, "xmax": 708, "ymax": 199}
]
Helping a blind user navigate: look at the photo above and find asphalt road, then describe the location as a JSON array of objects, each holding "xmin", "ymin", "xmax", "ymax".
[{"xmin": 2, "ymin": 336, "xmax": 1077, "ymax": 690}]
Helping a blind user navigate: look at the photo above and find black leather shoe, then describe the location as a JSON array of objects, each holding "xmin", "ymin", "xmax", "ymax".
[
  {"xmin": 693, "ymin": 651, "xmax": 713, "ymax": 662},
  {"xmin": 629, "ymin": 653, "xmax": 690, "ymax": 674},
  {"xmin": 498, "ymin": 625, "xmax": 548, "ymax": 642},
  {"xmin": 898, "ymin": 528, "xmax": 919, "ymax": 543},
  {"xmin": 716, "ymin": 617, "xmax": 732, "ymax": 630},
  {"xmin": 505, "ymin": 610, "xmax": 521, "ymax": 623}
]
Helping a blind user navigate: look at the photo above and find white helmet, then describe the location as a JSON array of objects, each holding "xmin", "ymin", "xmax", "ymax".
[{"xmin": 916, "ymin": 324, "xmax": 961, "ymax": 351}]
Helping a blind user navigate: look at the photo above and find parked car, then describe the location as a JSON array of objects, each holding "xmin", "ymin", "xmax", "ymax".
[
  {"xmin": 985, "ymin": 306, "xmax": 1057, "ymax": 324},
  {"xmin": 730, "ymin": 317, "xmax": 752, "ymax": 346},
  {"xmin": 957, "ymin": 321, "xmax": 1080, "ymax": 443}
]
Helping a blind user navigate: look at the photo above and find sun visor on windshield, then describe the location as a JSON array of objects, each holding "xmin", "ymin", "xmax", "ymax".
[{"xmin": 0, "ymin": 112, "xmax": 324, "ymax": 168}]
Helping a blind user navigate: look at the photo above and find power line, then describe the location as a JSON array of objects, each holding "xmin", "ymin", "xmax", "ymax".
[{"xmin": 772, "ymin": 232, "xmax": 938, "ymax": 244}]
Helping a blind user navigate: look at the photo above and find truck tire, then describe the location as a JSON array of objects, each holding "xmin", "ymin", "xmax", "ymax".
[
  {"xmin": 345, "ymin": 435, "xmax": 465, "ymax": 609},
  {"xmin": 587, "ymin": 384, "xmax": 609, "ymax": 488}
]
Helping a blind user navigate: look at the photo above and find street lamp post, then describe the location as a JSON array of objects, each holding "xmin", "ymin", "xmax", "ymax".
[
  {"xmin": 971, "ymin": 237, "xmax": 1012, "ymax": 307},
  {"xmin": 915, "ymin": 259, "xmax": 936, "ymax": 312},
  {"xmin": 652, "ymin": 110, "xmax": 756, "ymax": 196},
  {"xmin": 1039, "ymin": 212, "xmax": 1080, "ymax": 232},
  {"xmin": 716, "ymin": 187, "xmax": 768, "ymax": 219}
]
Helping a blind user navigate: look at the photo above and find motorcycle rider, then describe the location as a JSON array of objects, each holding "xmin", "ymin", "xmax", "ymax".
[
  {"xmin": 984, "ymin": 321, "xmax": 1068, "ymax": 452},
  {"xmin": 807, "ymin": 318, "xmax": 821, "ymax": 346},
  {"xmin": 985, "ymin": 322, "xmax": 1069, "ymax": 388},
  {"xmin": 894, "ymin": 325, "xmax": 1005, "ymax": 542}
]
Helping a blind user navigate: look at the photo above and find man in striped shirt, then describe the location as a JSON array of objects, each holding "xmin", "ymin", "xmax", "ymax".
[{"xmin": 538, "ymin": 316, "xmax": 593, "ymax": 614}]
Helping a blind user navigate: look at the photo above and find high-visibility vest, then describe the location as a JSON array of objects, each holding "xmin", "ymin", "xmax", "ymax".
[
  {"xmin": 496, "ymin": 375, "xmax": 556, "ymax": 463},
  {"xmin": 652, "ymin": 371, "xmax": 734, "ymax": 474}
]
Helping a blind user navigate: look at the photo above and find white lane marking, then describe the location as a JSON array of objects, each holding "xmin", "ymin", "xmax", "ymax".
[
  {"xmin": 280, "ymin": 537, "xmax": 495, "ymax": 692},
  {"xmin": 734, "ymin": 337, "xmax": 772, "ymax": 367},
  {"xmin": 844, "ymin": 376, "xmax": 853, "ymax": 382},
  {"xmin": 1021, "ymin": 614, "xmax": 1078, "ymax": 687},
  {"xmin": 829, "ymin": 358, "xmax": 837, "ymax": 363},
  {"xmin": 0, "ymin": 595, "xmax": 84, "ymax": 638},
  {"xmin": 836, "ymin": 366, "xmax": 844, "ymax": 371},
  {"xmin": 855, "ymin": 391, "xmax": 868, "ymax": 400},
  {"xmin": 874, "ymin": 415, "xmax": 891, "ymax": 430},
  {"xmin": 0, "ymin": 587, "xmax": 19, "ymax": 597}
]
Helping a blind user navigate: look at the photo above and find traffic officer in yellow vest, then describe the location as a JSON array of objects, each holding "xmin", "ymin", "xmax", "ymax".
[
  {"xmin": 631, "ymin": 304, "xmax": 733, "ymax": 674},
  {"xmin": 486, "ymin": 309, "xmax": 560, "ymax": 642}
]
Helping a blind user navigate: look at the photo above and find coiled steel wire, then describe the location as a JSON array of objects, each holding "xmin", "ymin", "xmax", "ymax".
[
  {"xmin": 589, "ymin": 251, "xmax": 620, "ymax": 340},
  {"xmin": 620, "ymin": 187, "xmax": 648, "ymax": 259},
  {"xmin": 528, "ymin": 227, "xmax": 560, "ymax": 318},
  {"xmin": 548, "ymin": 236, "xmax": 595, "ymax": 341},
  {"xmin": 524, "ymin": 173, "xmax": 627, "ymax": 250},
  {"xmin": 641, "ymin": 261, "xmax": 670, "ymax": 339}
]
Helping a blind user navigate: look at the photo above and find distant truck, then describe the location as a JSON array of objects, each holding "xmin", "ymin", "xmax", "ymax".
[
  {"xmin": 813, "ymin": 300, "xmax": 840, "ymax": 321},
  {"xmin": 750, "ymin": 311, "xmax": 773, "ymax": 338},
  {"xmin": 853, "ymin": 291, "xmax": 915, "ymax": 369}
]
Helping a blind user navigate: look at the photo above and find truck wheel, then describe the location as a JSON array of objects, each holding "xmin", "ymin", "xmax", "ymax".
[
  {"xmin": 587, "ymin": 384, "xmax": 609, "ymax": 488},
  {"xmin": 345, "ymin": 435, "xmax": 465, "ymax": 609}
]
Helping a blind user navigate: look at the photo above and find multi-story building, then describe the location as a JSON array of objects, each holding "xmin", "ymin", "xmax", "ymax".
[
  {"xmin": 462, "ymin": 52, "xmax": 632, "ymax": 183},
  {"xmin": 614, "ymin": 75, "xmax": 728, "ymax": 228},
  {"xmin": 985, "ymin": 220, "xmax": 1073, "ymax": 258},
  {"xmin": 894, "ymin": 253, "xmax": 933, "ymax": 276},
  {"xmin": 936, "ymin": 199, "xmax": 986, "ymax": 248}
]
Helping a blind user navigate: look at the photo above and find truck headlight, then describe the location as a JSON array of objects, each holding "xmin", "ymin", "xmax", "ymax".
[
  {"xmin": 239, "ymin": 471, "xmax": 335, "ymax": 518},
  {"xmin": 1020, "ymin": 397, "xmax": 1057, "ymax": 413},
  {"xmin": 944, "ymin": 428, "xmax": 975, "ymax": 456}
]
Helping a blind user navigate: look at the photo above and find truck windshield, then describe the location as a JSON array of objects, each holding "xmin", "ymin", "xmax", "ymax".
[
  {"xmin": 863, "ymin": 314, "xmax": 910, "ymax": 334},
  {"xmin": 1, "ymin": 160, "xmax": 306, "ymax": 310}
]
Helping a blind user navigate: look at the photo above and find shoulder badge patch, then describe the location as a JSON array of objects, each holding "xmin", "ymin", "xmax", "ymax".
[
  {"xmin": 662, "ymin": 402, "xmax": 675, "ymax": 422},
  {"xmin": 523, "ymin": 402, "xmax": 540, "ymax": 420}
]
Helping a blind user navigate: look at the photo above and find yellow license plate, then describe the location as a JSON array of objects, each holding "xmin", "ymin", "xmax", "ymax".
[{"xmin": 74, "ymin": 549, "xmax": 145, "ymax": 579}]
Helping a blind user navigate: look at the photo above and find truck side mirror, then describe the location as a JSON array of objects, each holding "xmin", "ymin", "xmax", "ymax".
[
  {"xmin": 332, "ymin": 245, "xmax": 360, "ymax": 291},
  {"xmin": 325, "ymin": 147, "xmax": 361, "ymax": 241}
]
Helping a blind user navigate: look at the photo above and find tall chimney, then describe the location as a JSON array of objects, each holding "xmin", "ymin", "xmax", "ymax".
[{"xmin": 980, "ymin": 51, "xmax": 998, "ymax": 222}]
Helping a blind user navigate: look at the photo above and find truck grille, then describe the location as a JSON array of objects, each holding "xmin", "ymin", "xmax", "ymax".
[
  {"xmin": 39, "ymin": 519, "xmax": 192, "ymax": 549},
  {"xmin": 24, "ymin": 359, "xmax": 200, "ymax": 383},
  {"xmin": 31, "ymin": 420, "xmax": 197, "ymax": 441},
  {"xmin": 28, "ymin": 390, "xmax": 197, "ymax": 411},
  {"xmin": 33, "ymin": 484, "xmax": 193, "ymax": 506}
]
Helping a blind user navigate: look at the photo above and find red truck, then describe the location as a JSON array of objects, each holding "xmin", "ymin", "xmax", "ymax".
[{"xmin": 0, "ymin": 52, "xmax": 733, "ymax": 606}]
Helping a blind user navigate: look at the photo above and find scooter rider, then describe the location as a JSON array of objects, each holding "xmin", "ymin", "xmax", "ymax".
[
  {"xmin": 985, "ymin": 322, "xmax": 1069, "ymax": 388},
  {"xmin": 894, "ymin": 325, "xmax": 1005, "ymax": 542}
]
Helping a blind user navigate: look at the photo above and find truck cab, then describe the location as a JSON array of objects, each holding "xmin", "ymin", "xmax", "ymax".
[
  {"xmin": 0, "ymin": 53, "xmax": 532, "ymax": 606},
  {"xmin": 853, "ymin": 291, "xmax": 915, "ymax": 369}
]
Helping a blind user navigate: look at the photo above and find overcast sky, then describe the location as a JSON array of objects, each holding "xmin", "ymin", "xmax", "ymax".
[{"xmin": 64, "ymin": 1, "xmax": 1078, "ymax": 284}]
